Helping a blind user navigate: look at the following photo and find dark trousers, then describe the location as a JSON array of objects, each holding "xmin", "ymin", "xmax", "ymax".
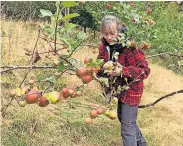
[{"xmin": 117, "ymin": 102, "xmax": 147, "ymax": 146}]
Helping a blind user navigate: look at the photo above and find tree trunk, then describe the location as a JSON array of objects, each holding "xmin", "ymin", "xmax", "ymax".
[
  {"xmin": 94, "ymin": 30, "xmax": 96, "ymax": 39},
  {"xmin": 84, "ymin": 26, "xmax": 86, "ymax": 33}
]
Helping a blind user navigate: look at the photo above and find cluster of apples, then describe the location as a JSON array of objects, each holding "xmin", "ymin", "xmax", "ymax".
[
  {"xmin": 84, "ymin": 107, "xmax": 118, "ymax": 124},
  {"xmin": 84, "ymin": 107, "xmax": 105, "ymax": 124},
  {"xmin": 76, "ymin": 67, "xmax": 93, "ymax": 84},
  {"xmin": 9, "ymin": 78, "xmax": 82, "ymax": 107},
  {"xmin": 138, "ymin": 42, "xmax": 151, "ymax": 50},
  {"xmin": 61, "ymin": 87, "xmax": 82, "ymax": 98},
  {"xmin": 9, "ymin": 87, "xmax": 61, "ymax": 107},
  {"xmin": 127, "ymin": 40, "xmax": 151, "ymax": 50},
  {"xmin": 76, "ymin": 57, "xmax": 100, "ymax": 84}
]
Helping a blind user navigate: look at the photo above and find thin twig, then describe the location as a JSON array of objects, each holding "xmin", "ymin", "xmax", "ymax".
[
  {"xmin": 138, "ymin": 90, "xmax": 183, "ymax": 108},
  {"xmin": 29, "ymin": 29, "xmax": 41, "ymax": 64},
  {"xmin": 0, "ymin": 66, "xmax": 76, "ymax": 75},
  {"xmin": 8, "ymin": 34, "xmax": 11, "ymax": 63},
  {"xmin": 1, "ymin": 98, "xmax": 14, "ymax": 118},
  {"xmin": 83, "ymin": 44, "xmax": 98, "ymax": 48},
  {"xmin": 40, "ymin": 29, "xmax": 73, "ymax": 66},
  {"xmin": 25, "ymin": 48, "xmax": 67, "ymax": 56},
  {"xmin": 66, "ymin": 38, "xmax": 86, "ymax": 59},
  {"xmin": 40, "ymin": 36, "xmax": 65, "ymax": 46},
  {"xmin": 1, "ymin": 29, "xmax": 41, "ymax": 118},
  {"xmin": 26, "ymin": 119, "xmax": 39, "ymax": 144},
  {"xmin": 54, "ymin": 5, "xmax": 60, "ymax": 52},
  {"xmin": 146, "ymin": 52, "xmax": 183, "ymax": 59},
  {"xmin": 1, "ymin": 66, "xmax": 56, "ymax": 73},
  {"xmin": 42, "ymin": 82, "xmax": 53, "ymax": 94},
  {"xmin": 92, "ymin": 1, "xmax": 103, "ymax": 10},
  {"xmin": 20, "ymin": 29, "xmax": 41, "ymax": 87}
]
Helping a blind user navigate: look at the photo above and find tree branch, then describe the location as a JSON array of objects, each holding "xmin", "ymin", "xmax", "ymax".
[
  {"xmin": 66, "ymin": 38, "xmax": 86, "ymax": 59},
  {"xmin": 1, "ymin": 65, "xmax": 56, "ymax": 73},
  {"xmin": 138, "ymin": 90, "xmax": 183, "ymax": 108},
  {"xmin": 1, "ymin": 29, "xmax": 41, "ymax": 118},
  {"xmin": 146, "ymin": 52, "xmax": 183, "ymax": 59}
]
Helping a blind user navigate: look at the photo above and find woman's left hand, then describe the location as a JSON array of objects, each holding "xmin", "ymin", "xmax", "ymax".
[{"xmin": 107, "ymin": 66, "xmax": 123, "ymax": 77}]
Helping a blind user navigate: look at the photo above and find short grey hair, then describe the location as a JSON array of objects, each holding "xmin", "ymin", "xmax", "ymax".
[{"xmin": 100, "ymin": 15, "xmax": 119, "ymax": 33}]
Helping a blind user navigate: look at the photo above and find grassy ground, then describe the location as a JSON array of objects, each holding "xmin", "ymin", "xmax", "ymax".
[{"xmin": 1, "ymin": 19, "xmax": 183, "ymax": 146}]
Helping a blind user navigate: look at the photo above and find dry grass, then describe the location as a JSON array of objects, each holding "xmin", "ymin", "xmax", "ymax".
[{"xmin": 1, "ymin": 19, "xmax": 183, "ymax": 146}]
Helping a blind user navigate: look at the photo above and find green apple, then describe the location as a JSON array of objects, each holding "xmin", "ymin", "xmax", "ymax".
[
  {"xmin": 18, "ymin": 100, "xmax": 27, "ymax": 107},
  {"xmin": 44, "ymin": 92, "xmax": 50, "ymax": 100},
  {"xmin": 49, "ymin": 91, "xmax": 61, "ymax": 104},
  {"xmin": 15, "ymin": 88, "xmax": 22, "ymax": 96},
  {"xmin": 22, "ymin": 86, "xmax": 29, "ymax": 94},
  {"xmin": 104, "ymin": 110, "xmax": 110, "ymax": 117}
]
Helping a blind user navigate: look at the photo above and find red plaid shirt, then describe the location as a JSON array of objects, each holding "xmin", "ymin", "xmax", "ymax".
[{"xmin": 97, "ymin": 42, "xmax": 150, "ymax": 106}]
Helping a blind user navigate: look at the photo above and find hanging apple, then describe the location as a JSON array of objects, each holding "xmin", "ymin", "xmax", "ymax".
[
  {"xmin": 81, "ymin": 75, "xmax": 92, "ymax": 84},
  {"xmin": 25, "ymin": 89, "xmax": 40, "ymax": 104},
  {"xmin": 76, "ymin": 67, "xmax": 88, "ymax": 78},
  {"xmin": 38, "ymin": 96, "xmax": 49, "ymax": 107},
  {"xmin": 49, "ymin": 91, "xmax": 62, "ymax": 104}
]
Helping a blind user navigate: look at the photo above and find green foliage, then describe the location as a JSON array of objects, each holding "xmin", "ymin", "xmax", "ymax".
[
  {"xmin": 150, "ymin": 2, "xmax": 183, "ymax": 54},
  {"xmin": 71, "ymin": 8, "xmax": 98, "ymax": 31},
  {"xmin": 62, "ymin": 1, "xmax": 77, "ymax": 8},
  {"xmin": 40, "ymin": 1, "xmax": 86, "ymax": 54}
]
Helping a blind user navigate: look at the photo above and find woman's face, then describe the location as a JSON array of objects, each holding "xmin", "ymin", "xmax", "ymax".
[{"xmin": 102, "ymin": 22, "xmax": 118, "ymax": 44}]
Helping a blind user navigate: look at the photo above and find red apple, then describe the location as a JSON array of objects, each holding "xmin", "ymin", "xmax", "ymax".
[
  {"xmin": 90, "ymin": 109, "xmax": 98, "ymax": 118},
  {"xmin": 26, "ymin": 89, "xmax": 40, "ymax": 104},
  {"xmin": 68, "ymin": 89, "xmax": 74, "ymax": 96},
  {"xmin": 76, "ymin": 67, "xmax": 88, "ymax": 78},
  {"xmin": 97, "ymin": 107, "xmax": 105, "ymax": 115},
  {"xmin": 106, "ymin": 3, "xmax": 112, "ymax": 9},
  {"xmin": 39, "ymin": 97, "xmax": 49, "ymax": 107},
  {"xmin": 84, "ymin": 57, "xmax": 92, "ymax": 64},
  {"xmin": 63, "ymin": 93, "xmax": 69, "ymax": 98},
  {"xmin": 85, "ymin": 117, "xmax": 92, "ymax": 124},
  {"xmin": 62, "ymin": 88, "xmax": 69, "ymax": 95},
  {"xmin": 81, "ymin": 75, "xmax": 92, "ymax": 84}
]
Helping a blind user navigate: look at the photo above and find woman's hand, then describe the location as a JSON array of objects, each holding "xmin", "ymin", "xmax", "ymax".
[
  {"xmin": 103, "ymin": 62, "xmax": 123, "ymax": 77},
  {"xmin": 107, "ymin": 66, "xmax": 123, "ymax": 77}
]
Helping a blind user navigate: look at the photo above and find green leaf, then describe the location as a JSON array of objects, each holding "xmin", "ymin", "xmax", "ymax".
[
  {"xmin": 60, "ymin": 23, "xmax": 78, "ymax": 33},
  {"xmin": 95, "ymin": 59, "xmax": 104, "ymax": 66},
  {"xmin": 60, "ymin": 38, "xmax": 72, "ymax": 51},
  {"xmin": 58, "ymin": 63, "xmax": 65, "ymax": 72},
  {"xmin": 62, "ymin": 1, "xmax": 77, "ymax": 7},
  {"xmin": 64, "ymin": 23, "xmax": 78, "ymax": 30},
  {"xmin": 44, "ymin": 76, "xmax": 56, "ymax": 83},
  {"xmin": 178, "ymin": 60, "xmax": 183, "ymax": 66},
  {"xmin": 77, "ymin": 31, "xmax": 86, "ymax": 41},
  {"xmin": 62, "ymin": 13, "xmax": 80, "ymax": 21},
  {"xmin": 40, "ymin": 9, "xmax": 52, "ymax": 17}
]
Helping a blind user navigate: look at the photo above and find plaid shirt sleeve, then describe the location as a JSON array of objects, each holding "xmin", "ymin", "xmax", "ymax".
[
  {"xmin": 122, "ymin": 49, "xmax": 150, "ymax": 80},
  {"xmin": 97, "ymin": 43, "xmax": 106, "ymax": 60}
]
